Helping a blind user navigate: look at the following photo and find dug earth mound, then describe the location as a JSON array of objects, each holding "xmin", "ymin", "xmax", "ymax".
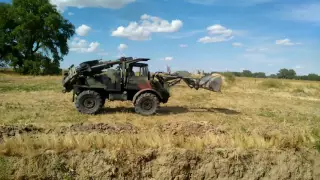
[
  {"xmin": 0, "ymin": 122, "xmax": 320, "ymax": 179},
  {"xmin": 0, "ymin": 125, "xmax": 44, "ymax": 142},
  {"xmin": 1, "ymin": 149, "xmax": 319, "ymax": 179}
]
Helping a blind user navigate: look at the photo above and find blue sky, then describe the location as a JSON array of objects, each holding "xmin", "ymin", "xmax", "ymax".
[{"xmin": 2, "ymin": 0, "xmax": 320, "ymax": 75}]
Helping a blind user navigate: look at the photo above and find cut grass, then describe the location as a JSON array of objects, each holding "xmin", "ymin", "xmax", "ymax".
[
  {"xmin": 0, "ymin": 74, "xmax": 319, "ymax": 155},
  {"xmin": 259, "ymin": 79, "xmax": 290, "ymax": 89},
  {"xmin": 0, "ymin": 129, "xmax": 316, "ymax": 156},
  {"xmin": 0, "ymin": 73, "xmax": 320, "ymax": 179}
]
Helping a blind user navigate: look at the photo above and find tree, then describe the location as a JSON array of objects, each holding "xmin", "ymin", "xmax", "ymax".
[
  {"xmin": 269, "ymin": 74, "xmax": 277, "ymax": 79},
  {"xmin": 253, "ymin": 72, "xmax": 266, "ymax": 78},
  {"xmin": 277, "ymin": 68, "xmax": 296, "ymax": 79},
  {"xmin": 0, "ymin": 0, "xmax": 75, "ymax": 75},
  {"xmin": 0, "ymin": 3, "xmax": 20, "ymax": 63},
  {"xmin": 242, "ymin": 70, "xmax": 253, "ymax": 77},
  {"xmin": 307, "ymin": 73, "xmax": 320, "ymax": 81},
  {"xmin": 232, "ymin": 72, "xmax": 242, "ymax": 77}
]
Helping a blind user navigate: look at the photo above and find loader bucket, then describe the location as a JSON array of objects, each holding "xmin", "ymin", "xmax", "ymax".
[{"xmin": 198, "ymin": 74, "xmax": 223, "ymax": 92}]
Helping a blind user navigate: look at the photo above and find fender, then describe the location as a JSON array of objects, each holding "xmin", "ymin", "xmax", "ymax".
[{"xmin": 133, "ymin": 88, "xmax": 163, "ymax": 104}]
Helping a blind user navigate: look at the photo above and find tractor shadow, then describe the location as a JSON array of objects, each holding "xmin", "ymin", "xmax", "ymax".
[{"xmin": 100, "ymin": 106, "xmax": 240, "ymax": 115}]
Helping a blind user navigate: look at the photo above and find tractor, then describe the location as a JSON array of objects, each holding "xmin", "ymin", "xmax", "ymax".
[{"xmin": 62, "ymin": 57, "xmax": 223, "ymax": 115}]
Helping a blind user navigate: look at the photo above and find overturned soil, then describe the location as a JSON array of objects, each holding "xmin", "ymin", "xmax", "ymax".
[
  {"xmin": 0, "ymin": 122, "xmax": 320, "ymax": 179},
  {"xmin": 0, "ymin": 123, "xmax": 139, "ymax": 140},
  {"xmin": 58, "ymin": 122, "xmax": 139, "ymax": 134},
  {"xmin": 2, "ymin": 149, "xmax": 320, "ymax": 180},
  {"xmin": 0, "ymin": 121, "xmax": 226, "ymax": 139},
  {"xmin": 0, "ymin": 125, "xmax": 44, "ymax": 142},
  {"xmin": 154, "ymin": 121, "xmax": 227, "ymax": 136}
]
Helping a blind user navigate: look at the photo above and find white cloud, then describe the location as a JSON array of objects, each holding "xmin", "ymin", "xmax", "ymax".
[
  {"xmin": 295, "ymin": 65, "xmax": 303, "ymax": 69},
  {"xmin": 50, "ymin": 0, "xmax": 135, "ymax": 12},
  {"xmin": 70, "ymin": 38, "xmax": 100, "ymax": 53},
  {"xmin": 275, "ymin": 38, "xmax": 300, "ymax": 46},
  {"xmin": 232, "ymin": 42, "xmax": 243, "ymax": 47},
  {"xmin": 207, "ymin": 24, "xmax": 233, "ymax": 36},
  {"xmin": 68, "ymin": 12, "xmax": 74, "ymax": 16},
  {"xmin": 164, "ymin": 57, "xmax": 173, "ymax": 61},
  {"xmin": 179, "ymin": 44, "xmax": 188, "ymax": 48},
  {"xmin": 118, "ymin": 44, "xmax": 128, "ymax": 51},
  {"xmin": 111, "ymin": 14, "xmax": 183, "ymax": 41},
  {"xmin": 76, "ymin": 25, "xmax": 92, "ymax": 36},
  {"xmin": 198, "ymin": 36, "xmax": 233, "ymax": 43},
  {"xmin": 198, "ymin": 24, "xmax": 234, "ymax": 44}
]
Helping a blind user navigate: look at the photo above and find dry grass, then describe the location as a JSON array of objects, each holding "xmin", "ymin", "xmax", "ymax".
[{"xmin": 0, "ymin": 73, "xmax": 320, "ymax": 156}]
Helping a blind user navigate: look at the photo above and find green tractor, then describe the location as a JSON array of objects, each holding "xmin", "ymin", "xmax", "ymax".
[{"xmin": 62, "ymin": 57, "xmax": 223, "ymax": 115}]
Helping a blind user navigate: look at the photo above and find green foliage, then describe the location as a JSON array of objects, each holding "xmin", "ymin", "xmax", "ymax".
[
  {"xmin": 0, "ymin": 0, "xmax": 75, "ymax": 75},
  {"xmin": 253, "ymin": 72, "xmax": 266, "ymax": 78},
  {"xmin": 12, "ymin": 53, "xmax": 62, "ymax": 75},
  {"xmin": 218, "ymin": 69, "xmax": 319, "ymax": 81},
  {"xmin": 277, "ymin": 68, "xmax": 296, "ymax": 79},
  {"xmin": 296, "ymin": 74, "xmax": 320, "ymax": 81},
  {"xmin": 269, "ymin": 74, "xmax": 277, "ymax": 79},
  {"xmin": 242, "ymin": 70, "xmax": 253, "ymax": 77},
  {"xmin": 221, "ymin": 72, "xmax": 236, "ymax": 84}
]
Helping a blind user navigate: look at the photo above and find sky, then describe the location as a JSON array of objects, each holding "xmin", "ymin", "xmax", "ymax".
[{"xmin": 2, "ymin": 0, "xmax": 320, "ymax": 75}]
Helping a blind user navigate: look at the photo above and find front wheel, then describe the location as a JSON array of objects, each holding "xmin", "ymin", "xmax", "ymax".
[
  {"xmin": 75, "ymin": 90, "xmax": 104, "ymax": 115},
  {"xmin": 134, "ymin": 93, "xmax": 160, "ymax": 116}
]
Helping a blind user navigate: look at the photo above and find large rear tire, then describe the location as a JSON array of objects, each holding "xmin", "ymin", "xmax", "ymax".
[
  {"xmin": 75, "ymin": 90, "xmax": 104, "ymax": 115},
  {"xmin": 134, "ymin": 92, "xmax": 160, "ymax": 116}
]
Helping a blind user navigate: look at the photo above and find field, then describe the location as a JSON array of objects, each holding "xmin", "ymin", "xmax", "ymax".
[{"xmin": 0, "ymin": 72, "xmax": 320, "ymax": 179}]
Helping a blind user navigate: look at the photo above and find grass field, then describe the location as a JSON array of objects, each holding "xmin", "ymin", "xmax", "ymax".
[{"xmin": 0, "ymin": 72, "xmax": 320, "ymax": 179}]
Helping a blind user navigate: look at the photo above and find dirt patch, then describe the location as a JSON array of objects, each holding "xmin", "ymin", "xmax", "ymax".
[
  {"xmin": 155, "ymin": 121, "xmax": 227, "ymax": 136},
  {"xmin": 0, "ymin": 123, "xmax": 139, "ymax": 142},
  {"xmin": 57, "ymin": 122, "xmax": 139, "ymax": 134},
  {"xmin": 0, "ymin": 125, "xmax": 44, "ymax": 142},
  {"xmin": 4, "ymin": 149, "xmax": 318, "ymax": 180}
]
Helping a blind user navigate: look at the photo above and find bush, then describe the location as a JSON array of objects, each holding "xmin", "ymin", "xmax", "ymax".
[{"xmin": 222, "ymin": 72, "xmax": 236, "ymax": 84}]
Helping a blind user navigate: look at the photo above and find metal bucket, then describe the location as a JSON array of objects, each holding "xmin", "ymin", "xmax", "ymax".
[{"xmin": 198, "ymin": 74, "xmax": 223, "ymax": 92}]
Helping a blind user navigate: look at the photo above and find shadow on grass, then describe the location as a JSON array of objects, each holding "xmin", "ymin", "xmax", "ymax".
[{"xmin": 100, "ymin": 106, "xmax": 240, "ymax": 115}]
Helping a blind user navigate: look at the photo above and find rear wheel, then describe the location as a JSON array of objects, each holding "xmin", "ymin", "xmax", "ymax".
[
  {"xmin": 134, "ymin": 93, "xmax": 160, "ymax": 116},
  {"xmin": 75, "ymin": 90, "xmax": 104, "ymax": 115}
]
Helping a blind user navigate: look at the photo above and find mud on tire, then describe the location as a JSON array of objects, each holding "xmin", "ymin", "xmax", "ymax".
[
  {"xmin": 134, "ymin": 92, "xmax": 160, "ymax": 116},
  {"xmin": 75, "ymin": 90, "xmax": 104, "ymax": 115}
]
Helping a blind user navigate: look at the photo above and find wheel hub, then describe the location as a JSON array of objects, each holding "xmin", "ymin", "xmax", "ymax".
[
  {"xmin": 83, "ymin": 98, "xmax": 95, "ymax": 108},
  {"xmin": 142, "ymin": 100, "xmax": 153, "ymax": 110}
]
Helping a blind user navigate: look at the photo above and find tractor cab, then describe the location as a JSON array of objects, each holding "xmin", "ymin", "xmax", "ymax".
[{"xmin": 125, "ymin": 61, "xmax": 151, "ymax": 90}]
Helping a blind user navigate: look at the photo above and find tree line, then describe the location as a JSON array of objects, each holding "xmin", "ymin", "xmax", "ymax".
[
  {"xmin": 215, "ymin": 69, "xmax": 320, "ymax": 81},
  {"xmin": 0, "ymin": 0, "xmax": 75, "ymax": 75},
  {"xmin": 175, "ymin": 69, "xmax": 320, "ymax": 82}
]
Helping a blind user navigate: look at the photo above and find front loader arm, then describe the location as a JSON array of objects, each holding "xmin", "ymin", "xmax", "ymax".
[{"xmin": 152, "ymin": 72, "xmax": 223, "ymax": 92}]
